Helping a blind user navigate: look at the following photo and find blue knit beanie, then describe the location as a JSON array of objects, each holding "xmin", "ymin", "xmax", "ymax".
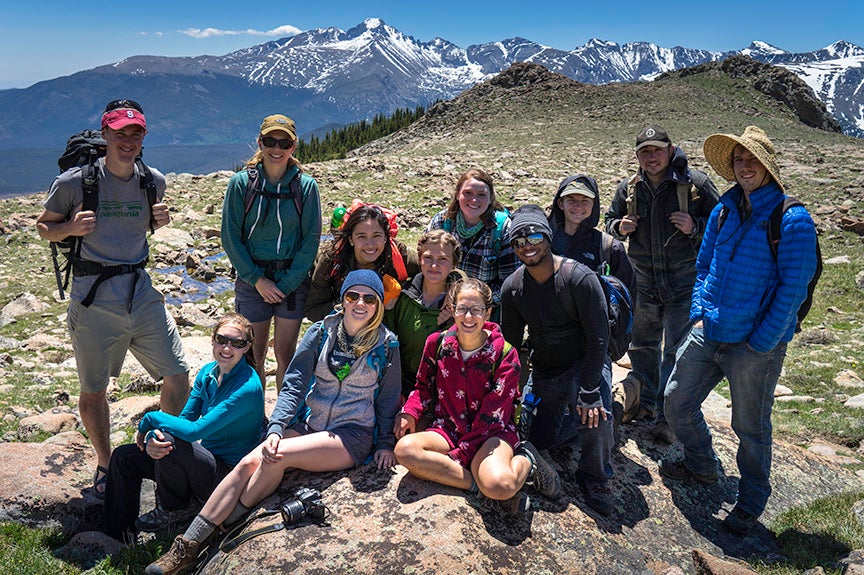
[{"xmin": 340, "ymin": 269, "xmax": 385, "ymax": 301}]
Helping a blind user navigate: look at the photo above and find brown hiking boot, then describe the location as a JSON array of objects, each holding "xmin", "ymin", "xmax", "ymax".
[
  {"xmin": 613, "ymin": 373, "xmax": 642, "ymax": 423},
  {"xmin": 144, "ymin": 536, "xmax": 201, "ymax": 575}
]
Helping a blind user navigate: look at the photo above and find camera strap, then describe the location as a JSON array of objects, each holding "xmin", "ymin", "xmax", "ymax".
[{"xmin": 219, "ymin": 508, "xmax": 284, "ymax": 554}]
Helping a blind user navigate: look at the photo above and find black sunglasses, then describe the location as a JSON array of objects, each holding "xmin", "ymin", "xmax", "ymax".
[
  {"xmin": 344, "ymin": 291, "xmax": 379, "ymax": 305},
  {"xmin": 260, "ymin": 136, "xmax": 294, "ymax": 150},
  {"xmin": 510, "ymin": 233, "xmax": 545, "ymax": 249},
  {"xmin": 213, "ymin": 333, "xmax": 249, "ymax": 349},
  {"xmin": 104, "ymin": 99, "xmax": 144, "ymax": 113}
]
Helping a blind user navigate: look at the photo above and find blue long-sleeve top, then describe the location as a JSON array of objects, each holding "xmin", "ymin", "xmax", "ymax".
[
  {"xmin": 138, "ymin": 360, "xmax": 264, "ymax": 466},
  {"xmin": 221, "ymin": 164, "xmax": 322, "ymax": 295},
  {"xmin": 691, "ymin": 182, "xmax": 818, "ymax": 352}
]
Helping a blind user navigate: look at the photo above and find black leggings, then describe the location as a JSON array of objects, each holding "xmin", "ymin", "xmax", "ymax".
[{"xmin": 103, "ymin": 434, "xmax": 231, "ymax": 542}]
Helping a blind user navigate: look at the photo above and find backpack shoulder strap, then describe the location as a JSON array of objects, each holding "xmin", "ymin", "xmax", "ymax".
[
  {"xmin": 289, "ymin": 171, "xmax": 303, "ymax": 218},
  {"xmin": 626, "ymin": 173, "xmax": 640, "ymax": 216},
  {"xmin": 244, "ymin": 167, "xmax": 261, "ymax": 215},
  {"xmin": 136, "ymin": 159, "xmax": 158, "ymax": 233},
  {"xmin": 676, "ymin": 182, "xmax": 691, "ymax": 213},
  {"xmin": 555, "ymin": 259, "xmax": 580, "ymax": 322},
  {"xmin": 600, "ymin": 232, "xmax": 614, "ymax": 273},
  {"xmin": 767, "ymin": 196, "xmax": 804, "ymax": 260}
]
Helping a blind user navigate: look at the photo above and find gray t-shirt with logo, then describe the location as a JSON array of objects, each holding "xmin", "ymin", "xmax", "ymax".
[{"xmin": 44, "ymin": 159, "xmax": 167, "ymax": 305}]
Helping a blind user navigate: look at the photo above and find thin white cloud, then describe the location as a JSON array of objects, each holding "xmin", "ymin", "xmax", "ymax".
[{"xmin": 179, "ymin": 25, "xmax": 301, "ymax": 39}]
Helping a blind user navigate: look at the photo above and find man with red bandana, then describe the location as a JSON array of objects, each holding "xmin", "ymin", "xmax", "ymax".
[{"xmin": 36, "ymin": 100, "xmax": 189, "ymax": 500}]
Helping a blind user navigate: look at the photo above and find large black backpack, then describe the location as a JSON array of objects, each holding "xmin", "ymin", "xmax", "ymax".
[
  {"xmin": 718, "ymin": 196, "xmax": 822, "ymax": 332},
  {"xmin": 50, "ymin": 130, "xmax": 158, "ymax": 300}
]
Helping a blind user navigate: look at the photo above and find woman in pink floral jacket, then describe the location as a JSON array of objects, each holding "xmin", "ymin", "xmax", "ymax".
[{"xmin": 394, "ymin": 278, "xmax": 560, "ymax": 516}]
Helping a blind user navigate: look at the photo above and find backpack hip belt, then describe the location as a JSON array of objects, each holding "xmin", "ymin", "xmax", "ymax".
[
  {"xmin": 73, "ymin": 258, "xmax": 147, "ymax": 308},
  {"xmin": 253, "ymin": 258, "xmax": 294, "ymax": 280}
]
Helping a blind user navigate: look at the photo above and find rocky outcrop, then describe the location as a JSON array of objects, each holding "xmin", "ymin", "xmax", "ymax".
[{"xmin": 666, "ymin": 55, "xmax": 843, "ymax": 133}]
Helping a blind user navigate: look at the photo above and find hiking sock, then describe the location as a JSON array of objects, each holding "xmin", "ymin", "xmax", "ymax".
[
  {"xmin": 182, "ymin": 515, "xmax": 217, "ymax": 544},
  {"xmin": 468, "ymin": 479, "xmax": 479, "ymax": 495},
  {"xmin": 515, "ymin": 444, "xmax": 538, "ymax": 477},
  {"xmin": 223, "ymin": 501, "xmax": 251, "ymax": 527}
]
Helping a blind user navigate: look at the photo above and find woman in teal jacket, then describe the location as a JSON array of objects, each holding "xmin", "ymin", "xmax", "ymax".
[
  {"xmin": 103, "ymin": 313, "xmax": 264, "ymax": 542},
  {"xmin": 222, "ymin": 114, "xmax": 322, "ymax": 390}
]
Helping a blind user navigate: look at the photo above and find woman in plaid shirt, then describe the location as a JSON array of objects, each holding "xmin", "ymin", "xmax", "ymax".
[{"xmin": 426, "ymin": 169, "xmax": 519, "ymax": 318}]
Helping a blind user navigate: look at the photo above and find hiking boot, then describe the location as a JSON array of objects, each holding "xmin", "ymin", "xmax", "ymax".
[
  {"xmin": 515, "ymin": 441, "xmax": 561, "ymax": 499},
  {"xmin": 722, "ymin": 506, "xmax": 759, "ymax": 535},
  {"xmin": 144, "ymin": 536, "xmax": 201, "ymax": 575},
  {"xmin": 136, "ymin": 502, "xmax": 201, "ymax": 533},
  {"xmin": 658, "ymin": 459, "xmax": 717, "ymax": 485},
  {"xmin": 614, "ymin": 373, "xmax": 643, "ymax": 423},
  {"xmin": 650, "ymin": 421, "xmax": 676, "ymax": 444},
  {"xmin": 466, "ymin": 490, "xmax": 531, "ymax": 516},
  {"xmin": 577, "ymin": 474, "xmax": 613, "ymax": 517}
]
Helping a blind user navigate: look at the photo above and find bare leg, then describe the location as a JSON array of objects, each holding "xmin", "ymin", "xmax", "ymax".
[
  {"xmin": 79, "ymin": 390, "xmax": 112, "ymax": 470},
  {"xmin": 470, "ymin": 437, "xmax": 531, "ymax": 501},
  {"xmin": 272, "ymin": 317, "xmax": 302, "ymax": 390},
  {"xmin": 394, "ymin": 431, "xmax": 473, "ymax": 490},
  {"xmin": 239, "ymin": 431, "xmax": 355, "ymax": 509},
  {"xmin": 160, "ymin": 372, "xmax": 190, "ymax": 416},
  {"xmin": 250, "ymin": 319, "xmax": 272, "ymax": 390}
]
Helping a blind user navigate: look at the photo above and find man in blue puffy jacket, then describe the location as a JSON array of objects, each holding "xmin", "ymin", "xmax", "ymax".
[{"xmin": 660, "ymin": 126, "xmax": 819, "ymax": 535}]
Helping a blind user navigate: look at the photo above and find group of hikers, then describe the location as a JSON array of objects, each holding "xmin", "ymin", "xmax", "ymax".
[{"xmin": 34, "ymin": 100, "xmax": 820, "ymax": 574}]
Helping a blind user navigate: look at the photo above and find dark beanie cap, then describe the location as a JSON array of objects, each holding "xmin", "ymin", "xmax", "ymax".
[{"xmin": 509, "ymin": 204, "xmax": 553, "ymax": 240}]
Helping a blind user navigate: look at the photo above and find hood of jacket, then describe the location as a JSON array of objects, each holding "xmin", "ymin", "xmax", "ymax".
[{"xmin": 548, "ymin": 174, "xmax": 601, "ymax": 238}]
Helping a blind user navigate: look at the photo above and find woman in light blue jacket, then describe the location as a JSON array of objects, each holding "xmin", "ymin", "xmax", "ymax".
[{"xmin": 103, "ymin": 313, "xmax": 263, "ymax": 542}]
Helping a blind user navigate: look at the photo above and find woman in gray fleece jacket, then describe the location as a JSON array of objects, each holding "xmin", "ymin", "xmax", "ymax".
[{"xmin": 146, "ymin": 269, "xmax": 400, "ymax": 575}]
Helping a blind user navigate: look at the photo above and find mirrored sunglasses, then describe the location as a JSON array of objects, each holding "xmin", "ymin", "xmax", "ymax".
[
  {"xmin": 104, "ymin": 99, "xmax": 144, "ymax": 113},
  {"xmin": 344, "ymin": 291, "xmax": 379, "ymax": 305},
  {"xmin": 260, "ymin": 136, "xmax": 294, "ymax": 150},
  {"xmin": 510, "ymin": 233, "xmax": 545, "ymax": 249},
  {"xmin": 213, "ymin": 333, "xmax": 249, "ymax": 349}
]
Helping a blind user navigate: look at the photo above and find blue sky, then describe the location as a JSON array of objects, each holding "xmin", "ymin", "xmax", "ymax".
[{"xmin": 1, "ymin": 0, "xmax": 861, "ymax": 89}]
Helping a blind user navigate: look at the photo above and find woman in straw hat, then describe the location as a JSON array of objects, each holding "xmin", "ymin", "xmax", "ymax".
[{"xmin": 659, "ymin": 126, "xmax": 818, "ymax": 535}]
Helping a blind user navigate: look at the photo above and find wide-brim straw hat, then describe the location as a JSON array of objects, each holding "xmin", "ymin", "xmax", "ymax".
[{"xmin": 703, "ymin": 125, "xmax": 784, "ymax": 192}]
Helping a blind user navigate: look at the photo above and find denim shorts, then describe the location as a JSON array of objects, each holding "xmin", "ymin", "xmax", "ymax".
[
  {"xmin": 235, "ymin": 278, "xmax": 308, "ymax": 322},
  {"xmin": 287, "ymin": 421, "xmax": 374, "ymax": 466}
]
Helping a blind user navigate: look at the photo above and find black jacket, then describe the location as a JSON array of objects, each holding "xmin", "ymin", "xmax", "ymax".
[{"xmin": 604, "ymin": 147, "xmax": 719, "ymax": 302}]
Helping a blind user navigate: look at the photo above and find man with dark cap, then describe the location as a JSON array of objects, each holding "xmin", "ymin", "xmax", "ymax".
[
  {"xmin": 661, "ymin": 126, "xmax": 818, "ymax": 534},
  {"xmin": 500, "ymin": 204, "xmax": 614, "ymax": 515},
  {"xmin": 36, "ymin": 100, "xmax": 189, "ymax": 500},
  {"xmin": 604, "ymin": 125, "xmax": 719, "ymax": 443}
]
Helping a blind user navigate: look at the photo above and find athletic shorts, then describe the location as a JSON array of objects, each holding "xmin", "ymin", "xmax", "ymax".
[
  {"xmin": 68, "ymin": 294, "xmax": 188, "ymax": 394},
  {"xmin": 287, "ymin": 421, "xmax": 374, "ymax": 466},
  {"xmin": 234, "ymin": 278, "xmax": 308, "ymax": 322}
]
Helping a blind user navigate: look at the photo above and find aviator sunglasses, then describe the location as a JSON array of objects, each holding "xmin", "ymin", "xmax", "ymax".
[
  {"xmin": 344, "ymin": 291, "xmax": 379, "ymax": 305},
  {"xmin": 260, "ymin": 136, "xmax": 295, "ymax": 150},
  {"xmin": 213, "ymin": 333, "xmax": 249, "ymax": 349},
  {"xmin": 510, "ymin": 233, "xmax": 545, "ymax": 249}
]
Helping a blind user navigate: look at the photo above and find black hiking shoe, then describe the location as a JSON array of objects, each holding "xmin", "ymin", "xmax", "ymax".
[
  {"xmin": 658, "ymin": 458, "xmax": 717, "ymax": 485},
  {"xmin": 722, "ymin": 506, "xmax": 759, "ymax": 535},
  {"xmin": 577, "ymin": 474, "xmax": 613, "ymax": 517},
  {"xmin": 516, "ymin": 441, "xmax": 562, "ymax": 499},
  {"xmin": 466, "ymin": 490, "xmax": 531, "ymax": 516}
]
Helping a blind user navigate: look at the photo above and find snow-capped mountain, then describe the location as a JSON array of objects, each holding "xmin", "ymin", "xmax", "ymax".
[{"xmin": 1, "ymin": 18, "xmax": 862, "ymax": 152}]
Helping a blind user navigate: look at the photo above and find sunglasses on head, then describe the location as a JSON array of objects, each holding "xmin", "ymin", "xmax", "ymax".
[
  {"xmin": 104, "ymin": 99, "xmax": 144, "ymax": 113},
  {"xmin": 260, "ymin": 136, "xmax": 294, "ymax": 150},
  {"xmin": 344, "ymin": 291, "xmax": 379, "ymax": 305},
  {"xmin": 213, "ymin": 333, "xmax": 249, "ymax": 349},
  {"xmin": 510, "ymin": 233, "xmax": 545, "ymax": 249}
]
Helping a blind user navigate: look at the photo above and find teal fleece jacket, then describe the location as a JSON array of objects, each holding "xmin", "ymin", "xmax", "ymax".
[
  {"xmin": 221, "ymin": 164, "xmax": 322, "ymax": 295},
  {"xmin": 138, "ymin": 360, "xmax": 264, "ymax": 466}
]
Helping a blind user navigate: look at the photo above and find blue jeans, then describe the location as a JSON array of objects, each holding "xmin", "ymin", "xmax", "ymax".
[
  {"xmin": 522, "ymin": 359, "xmax": 614, "ymax": 484},
  {"xmin": 664, "ymin": 327, "xmax": 787, "ymax": 517},
  {"xmin": 628, "ymin": 289, "xmax": 692, "ymax": 420}
]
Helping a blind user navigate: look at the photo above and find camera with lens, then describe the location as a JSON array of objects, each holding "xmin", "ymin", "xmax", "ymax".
[{"xmin": 280, "ymin": 487, "xmax": 327, "ymax": 525}]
